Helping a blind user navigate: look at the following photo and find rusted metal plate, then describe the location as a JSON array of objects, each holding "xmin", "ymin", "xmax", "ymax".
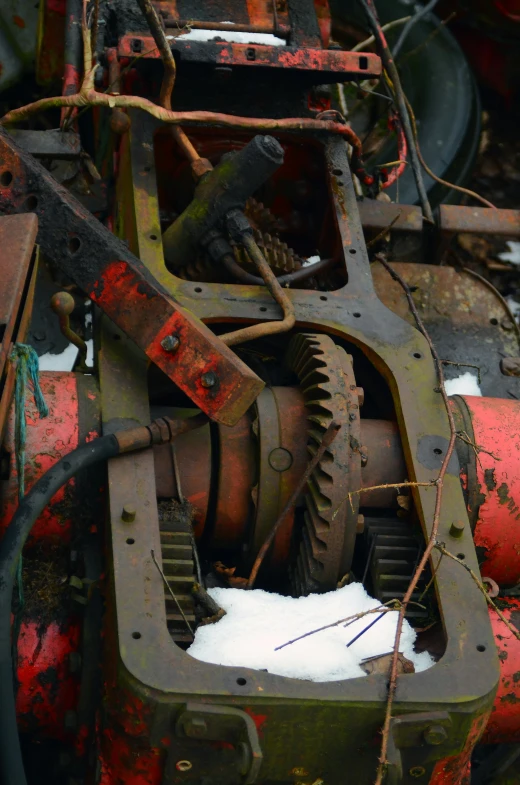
[
  {"xmin": 358, "ymin": 200, "xmax": 423, "ymax": 234},
  {"xmin": 439, "ymin": 204, "xmax": 520, "ymax": 237},
  {"xmin": 0, "ymin": 128, "xmax": 264, "ymax": 426},
  {"xmin": 118, "ymin": 34, "xmax": 381, "ymax": 79}
]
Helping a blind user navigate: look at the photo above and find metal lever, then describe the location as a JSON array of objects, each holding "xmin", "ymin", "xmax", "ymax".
[{"xmin": 50, "ymin": 291, "xmax": 88, "ymax": 365}]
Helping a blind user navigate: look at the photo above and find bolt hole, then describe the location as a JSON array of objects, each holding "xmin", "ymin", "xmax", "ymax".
[
  {"xmin": 413, "ymin": 352, "xmax": 422, "ymax": 359},
  {"xmin": 0, "ymin": 171, "xmax": 13, "ymax": 186},
  {"xmin": 477, "ymin": 644, "xmax": 486, "ymax": 652},
  {"xmin": 194, "ymin": 286, "xmax": 202, "ymax": 293},
  {"xmin": 68, "ymin": 236, "xmax": 81, "ymax": 254},
  {"xmin": 144, "ymin": 166, "xmax": 151, "ymax": 173},
  {"xmin": 149, "ymin": 233, "xmax": 157, "ymax": 241},
  {"xmin": 25, "ymin": 195, "xmax": 38, "ymax": 210},
  {"xmin": 349, "ymin": 248, "xmax": 357, "ymax": 255},
  {"xmin": 433, "ymin": 447, "xmax": 443, "ymax": 455},
  {"xmin": 490, "ymin": 317, "xmax": 499, "ymax": 326},
  {"xmin": 259, "ymin": 306, "xmax": 267, "ymax": 312},
  {"xmin": 457, "ymin": 553, "xmax": 465, "ymax": 560},
  {"xmin": 126, "ymin": 538, "xmax": 135, "ymax": 545},
  {"xmin": 320, "ymin": 295, "xmax": 328, "ymax": 301},
  {"xmin": 353, "ymin": 312, "xmax": 361, "ymax": 318},
  {"xmin": 132, "ymin": 631, "xmax": 142, "ymax": 640},
  {"xmin": 113, "ymin": 334, "xmax": 121, "ymax": 341},
  {"xmin": 359, "ymin": 56, "xmax": 369, "ymax": 70},
  {"xmin": 236, "ymin": 677, "xmax": 247, "ymax": 686},
  {"xmin": 332, "ymin": 168, "xmax": 343, "ymax": 176}
]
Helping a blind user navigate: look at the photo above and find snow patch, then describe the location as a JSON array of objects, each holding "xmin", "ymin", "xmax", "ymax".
[
  {"xmin": 187, "ymin": 584, "xmax": 433, "ymax": 682},
  {"xmin": 38, "ymin": 343, "xmax": 79, "ymax": 372},
  {"xmin": 444, "ymin": 372, "xmax": 482, "ymax": 397},
  {"xmin": 506, "ymin": 295, "xmax": 520, "ymax": 321},
  {"xmin": 499, "ymin": 241, "xmax": 520, "ymax": 266},
  {"xmin": 168, "ymin": 29, "xmax": 285, "ymax": 46},
  {"xmin": 303, "ymin": 255, "xmax": 321, "ymax": 267}
]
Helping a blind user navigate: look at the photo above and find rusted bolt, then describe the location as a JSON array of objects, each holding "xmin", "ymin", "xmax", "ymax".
[
  {"xmin": 201, "ymin": 371, "xmax": 217, "ymax": 388},
  {"xmin": 360, "ymin": 445, "xmax": 368, "ymax": 467},
  {"xmin": 501, "ymin": 316, "xmax": 515, "ymax": 331},
  {"xmin": 449, "ymin": 520, "xmax": 465, "ymax": 539},
  {"xmin": 161, "ymin": 334, "xmax": 180, "ymax": 353},
  {"xmin": 409, "ymin": 767, "xmax": 426, "ymax": 778},
  {"xmin": 121, "ymin": 504, "xmax": 136, "ymax": 523},
  {"xmin": 64, "ymin": 710, "xmax": 77, "ymax": 732},
  {"xmin": 175, "ymin": 760, "xmax": 192, "ymax": 772},
  {"xmin": 183, "ymin": 717, "xmax": 207, "ymax": 738},
  {"xmin": 269, "ymin": 447, "xmax": 293, "ymax": 472},
  {"xmin": 355, "ymin": 386, "xmax": 365, "ymax": 406},
  {"xmin": 423, "ymin": 724, "xmax": 448, "ymax": 745},
  {"xmin": 356, "ymin": 514, "xmax": 365, "ymax": 534}
]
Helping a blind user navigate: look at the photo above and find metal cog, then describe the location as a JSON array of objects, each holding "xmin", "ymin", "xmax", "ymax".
[{"xmin": 285, "ymin": 333, "xmax": 362, "ymax": 595}]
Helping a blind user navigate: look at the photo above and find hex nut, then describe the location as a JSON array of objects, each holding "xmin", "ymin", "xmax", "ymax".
[
  {"xmin": 160, "ymin": 334, "xmax": 180, "ymax": 353},
  {"xmin": 121, "ymin": 504, "xmax": 136, "ymax": 523},
  {"xmin": 423, "ymin": 725, "xmax": 448, "ymax": 746}
]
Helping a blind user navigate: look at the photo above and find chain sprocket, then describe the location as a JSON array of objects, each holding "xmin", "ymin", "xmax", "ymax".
[{"xmin": 285, "ymin": 333, "xmax": 362, "ymax": 595}]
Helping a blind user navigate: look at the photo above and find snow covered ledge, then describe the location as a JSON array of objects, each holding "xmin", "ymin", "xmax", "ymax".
[{"xmin": 187, "ymin": 584, "xmax": 433, "ymax": 682}]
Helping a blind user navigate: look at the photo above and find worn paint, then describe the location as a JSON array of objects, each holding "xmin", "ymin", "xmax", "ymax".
[{"xmin": 483, "ymin": 599, "xmax": 520, "ymax": 743}]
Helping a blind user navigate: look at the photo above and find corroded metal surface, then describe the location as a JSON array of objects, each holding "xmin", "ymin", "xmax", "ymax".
[{"xmin": 484, "ymin": 598, "xmax": 520, "ymax": 744}]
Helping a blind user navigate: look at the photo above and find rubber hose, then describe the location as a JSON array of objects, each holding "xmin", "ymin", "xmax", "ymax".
[{"xmin": 0, "ymin": 434, "xmax": 120, "ymax": 785}]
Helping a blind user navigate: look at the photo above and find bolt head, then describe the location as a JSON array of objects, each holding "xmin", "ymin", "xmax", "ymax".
[
  {"xmin": 449, "ymin": 520, "xmax": 465, "ymax": 539},
  {"xmin": 201, "ymin": 371, "xmax": 217, "ymax": 388},
  {"xmin": 121, "ymin": 504, "xmax": 136, "ymax": 522},
  {"xmin": 161, "ymin": 334, "xmax": 180, "ymax": 353},
  {"xmin": 424, "ymin": 724, "xmax": 448, "ymax": 746},
  {"xmin": 269, "ymin": 447, "xmax": 293, "ymax": 472}
]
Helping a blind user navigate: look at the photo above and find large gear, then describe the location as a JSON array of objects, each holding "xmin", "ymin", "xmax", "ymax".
[{"xmin": 285, "ymin": 333, "xmax": 362, "ymax": 595}]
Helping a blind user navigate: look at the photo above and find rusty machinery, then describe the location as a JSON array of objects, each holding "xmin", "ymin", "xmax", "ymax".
[{"xmin": 1, "ymin": 1, "xmax": 520, "ymax": 784}]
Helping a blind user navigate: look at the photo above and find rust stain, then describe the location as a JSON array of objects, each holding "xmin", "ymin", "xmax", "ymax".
[{"xmin": 13, "ymin": 14, "xmax": 25, "ymax": 28}]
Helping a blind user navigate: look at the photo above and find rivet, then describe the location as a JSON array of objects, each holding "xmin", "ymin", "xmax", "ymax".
[
  {"xmin": 423, "ymin": 724, "xmax": 448, "ymax": 746},
  {"xmin": 201, "ymin": 371, "xmax": 217, "ymax": 388},
  {"xmin": 121, "ymin": 504, "xmax": 136, "ymax": 522},
  {"xmin": 160, "ymin": 334, "xmax": 180, "ymax": 353},
  {"xmin": 269, "ymin": 447, "xmax": 293, "ymax": 472},
  {"xmin": 449, "ymin": 520, "xmax": 465, "ymax": 538}
]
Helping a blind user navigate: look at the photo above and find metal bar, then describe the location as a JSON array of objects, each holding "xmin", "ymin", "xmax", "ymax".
[
  {"xmin": 0, "ymin": 129, "xmax": 263, "ymax": 426},
  {"xmin": 439, "ymin": 205, "xmax": 520, "ymax": 238}
]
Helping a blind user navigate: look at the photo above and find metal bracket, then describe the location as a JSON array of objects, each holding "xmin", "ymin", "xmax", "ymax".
[
  {"xmin": 386, "ymin": 711, "xmax": 453, "ymax": 784},
  {"xmin": 0, "ymin": 128, "xmax": 264, "ymax": 426}
]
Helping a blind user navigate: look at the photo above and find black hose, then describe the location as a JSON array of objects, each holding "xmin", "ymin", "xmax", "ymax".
[
  {"xmin": 220, "ymin": 253, "xmax": 336, "ymax": 286},
  {"xmin": 392, "ymin": 0, "xmax": 440, "ymax": 58},
  {"xmin": 0, "ymin": 435, "xmax": 120, "ymax": 785}
]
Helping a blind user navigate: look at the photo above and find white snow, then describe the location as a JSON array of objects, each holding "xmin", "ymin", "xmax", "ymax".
[
  {"xmin": 168, "ymin": 29, "xmax": 286, "ymax": 46},
  {"xmin": 499, "ymin": 241, "xmax": 520, "ymax": 266},
  {"xmin": 444, "ymin": 372, "xmax": 482, "ymax": 397},
  {"xmin": 187, "ymin": 583, "xmax": 433, "ymax": 682},
  {"xmin": 38, "ymin": 343, "xmax": 79, "ymax": 372},
  {"xmin": 506, "ymin": 295, "xmax": 520, "ymax": 321},
  {"xmin": 303, "ymin": 254, "xmax": 321, "ymax": 267}
]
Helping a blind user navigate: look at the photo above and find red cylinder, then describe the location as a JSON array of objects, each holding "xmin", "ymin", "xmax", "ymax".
[
  {"xmin": 455, "ymin": 396, "xmax": 520, "ymax": 586},
  {"xmin": 483, "ymin": 598, "xmax": 520, "ymax": 744}
]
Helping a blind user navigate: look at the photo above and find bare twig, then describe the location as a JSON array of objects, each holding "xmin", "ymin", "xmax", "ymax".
[
  {"xmin": 151, "ymin": 549, "xmax": 194, "ymax": 637},
  {"xmin": 351, "ymin": 16, "xmax": 412, "ymax": 52},
  {"xmin": 247, "ymin": 421, "xmax": 341, "ymax": 588},
  {"xmin": 441, "ymin": 359, "xmax": 481, "ymax": 385},
  {"xmin": 375, "ymin": 257, "xmax": 458, "ymax": 785},
  {"xmin": 462, "ymin": 267, "xmax": 520, "ymax": 347},
  {"xmin": 332, "ymin": 481, "xmax": 435, "ymax": 521},
  {"xmin": 275, "ymin": 603, "xmax": 397, "ymax": 651},
  {"xmin": 435, "ymin": 544, "xmax": 520, "ymax": 642},
  {"xmin": 365, "ymin": 210, "xmax": 403, "ymax": 249}
]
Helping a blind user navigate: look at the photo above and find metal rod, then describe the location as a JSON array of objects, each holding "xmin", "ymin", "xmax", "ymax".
[
  {"xmin": 150, "ymin": 549, "xmax": 194, "ymax": 637},
  {"xmin": 163, "ymin": 18, "xmax": 290, "ymax": 38},
  {"xmin": 247, "ymin": 420, "xmax": 341, "ymax": 588},
  {"xmin": 345, "ymin": 611, "xmax": 385, "ymax": 647}
]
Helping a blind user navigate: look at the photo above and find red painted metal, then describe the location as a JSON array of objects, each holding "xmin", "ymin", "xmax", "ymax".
[
  {"xmin": 0, "ymin": 372, "xmax": 80, "ymax": 543},
  {"xmin": 430, "ymin": 712, "xmax": 491, "ymax": 784},
  {"xmin": 483, "ymin": 598, "xmax": 520, "ymax": 744},
  {"xmin": 16, "ymin": 619, "xmax": 81, "ymax": 738},
  {"xmin": 459, "ymin": 396, "xmax": 520, "ymax": 586},
  {"xmin": 118, "ymin": 34, "xmax": 382, "ymax": 77}
]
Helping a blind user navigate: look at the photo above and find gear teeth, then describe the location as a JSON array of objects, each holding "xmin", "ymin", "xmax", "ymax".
[
  {"xmin": 285, "ymin": 333, "xmax": 362, "ymax": 595},
  {"xmin": 234, "ymin": 227, "xmax": 302, "ymax": 276}
]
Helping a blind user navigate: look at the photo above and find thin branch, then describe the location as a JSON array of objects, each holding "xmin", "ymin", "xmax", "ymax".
[
  {"xmin": 374, "ymin": 257, "xmax": 458, "ymax": 785},
  {"xmin": 351, "ymin": 16, "xmax": 412, "ymax": 52},
  {"xmin": 365, "ymin": 210, "xmax": 403, "ymax": 249},
  {"xmin": 441, "ymin": 359, "xmax": 481, "ymax": 385},
  {"xmin": 332, "ymin": 481, "xmax": 435, "ymax": 521},
  {"xmin": 435, "ymin": 543, "xmax": 520, "ymax": 643},
  {"xmin": 151, "ymin": 549, "xmax": 194, "ymax": 637}
]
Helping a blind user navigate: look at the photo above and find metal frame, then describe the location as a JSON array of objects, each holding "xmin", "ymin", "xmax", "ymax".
[{"xmin": 98, "ymin": 110, "xmax": 498, "ymax": 784}]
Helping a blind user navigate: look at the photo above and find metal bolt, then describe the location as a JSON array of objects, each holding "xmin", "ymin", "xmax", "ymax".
[
  {"xmin": 356, "ymin": 514, "xmax": 365, "ymax": 534},
  {"xmin": 160, "ymin": 334, "xmax": 180, "ymax": 353},
  {"xmin": 201, "ymin": 371, "xmax": 217, "ymax": 388},
  {"xmin": 183, "ymin": 717, "xmax": 208, "ymax": 738},
  {"xmin": 409, "ymin": 766, "xmax": 426, "ymax": 778},
  {"xmin": 121, "ymin": 504, "xmax": 136, "ymax": 523},
  {"xmin": 449, "ymin": 520, "xmax": 465, "ymax": 539},
  {"xmin": 423, "ymin": 724, "xmax": 448, "ymax": 746},
  {"xmin": 269, "ymin": 447, "xmax": 293, "ymax": 472}
]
